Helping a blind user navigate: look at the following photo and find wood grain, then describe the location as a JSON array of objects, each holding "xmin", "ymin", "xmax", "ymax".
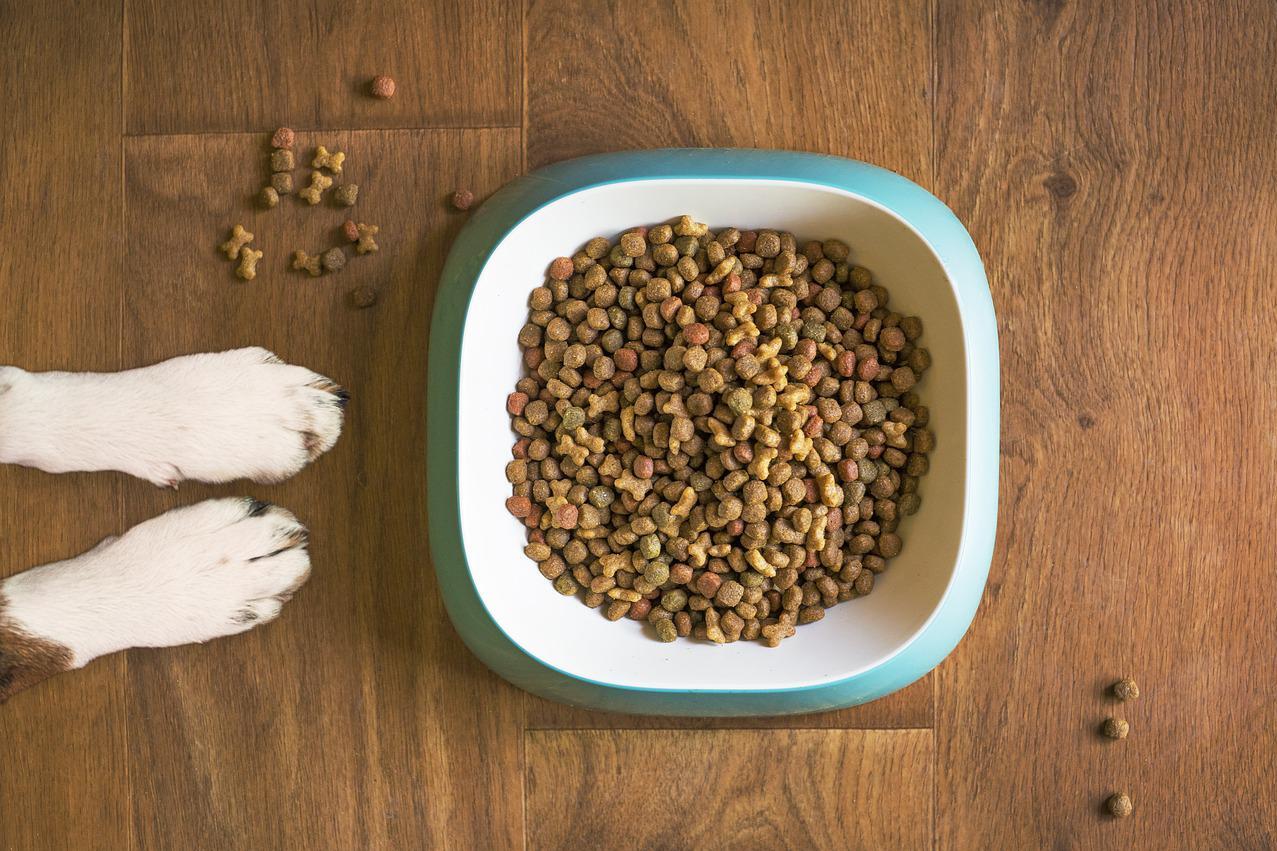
[
  {"xmin": 933, "ymin": 1, "xmax": 1277, "ymax": 848},
  {"xmin": 124, "ymin": 0, "xmax": 521, "ymax": 134},
  {"xmin": 526, "ymin": 0, "xmax": 933, "ymax": 181},
  {"xmin": 119, "ymin": 128, "xmax": 524, "ymax": 849},
  {"xmin": 0, "ymin": 3, "xmax": 129, "ymax": 850},
  {"xmin": 526, "ymin": 729, "xmax": 933, "ymax": 851}
]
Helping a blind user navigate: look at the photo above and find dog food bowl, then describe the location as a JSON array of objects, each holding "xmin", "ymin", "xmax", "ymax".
[{"xmin": 428, "ymin": 149, "xmax": 998, "ymax": 716}]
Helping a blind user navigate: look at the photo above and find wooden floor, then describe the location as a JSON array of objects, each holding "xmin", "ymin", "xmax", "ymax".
[{"xmin": 1, "ymin": 1, "xmax": 1274, "ymax": 848}]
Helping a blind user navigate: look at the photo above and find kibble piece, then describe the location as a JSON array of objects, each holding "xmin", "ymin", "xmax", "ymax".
[
  {"xmin": 342, "ymin": 219, "xmax": 361, "ymax": 242},
  {"xmin": 299, "ymin": 171, "xmax": 333, "ymax": 205},
  {"xmin": 312, "ymin": 145, "xmax": 345, "ymax": 174},
  {"xmin": 271, "ymin": 171, "xmax": 294, "ymax": 195},
  {"xmin": 1112, "ymin": 678, "xmax": 1140, "ymax": 701},
  {"xmin": 351, "ymin": 285, "xmax": 378, "ymax": 308},
  {"xmin": 258, "ymin": 186, "xmax": 279, "ymax": 209},
  {"xmin": 219, "ymin": 224, "xmax": 254, "ymax": 259},
  {"xmin": 235, "ymin": 247, "xmax": 263, "ymax": 280},
  {"xmin": 1101, "ymin": 717, "xmax": 1129, "ymax": 739},
  {"xmin": 322, "ymin": 247, "xmax": 347, "ymax": 272},
  {"xmin": 334, "ymin": 183, "xmax": 359, "ymax": 206},
  {"xmin": 1106, "ymin": 793, "xmax": 1133, "ymax": 818},
  {"xmin": 452, "ymin": 188, "xmax": 475, "ymax": 210},
  {"xmin": 270, "ymin": 148, "xmax": 295, "ymax": 173},
  {"xmin": 271, "ymin": 126, "xmax": 295, "ymax": 149},
  {"xmin": 370, "ymin": 75, "xmax": 396, "ymax": 98},
  {"xmin": 292, "ymin": 249, "xmax": 322, "ymax": 277},
  {"xmin": 355, "ymin": 222, "xmax": 380, "ymax": 255}
]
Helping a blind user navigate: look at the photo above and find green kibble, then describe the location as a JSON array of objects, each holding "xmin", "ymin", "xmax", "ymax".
[
  {"xmin": 643, "ymin": 560, "xmax": 670, "ymax": 585},
  {"xmin": 637, "ymin": 534, "xmax": 662, "ymax": 560},
  {"xmin": 654, "ymin": 618, "xmax": 678, "ymax": 642},
  {"xmin": 661, "ymin": 589, "xmax": 689, "ymax": 612},
  {"xmin": 725, "ymin": 387, "xmax": 753, "ymax": 414},
  {"xmin": 552, "ymin": 574, "xmax": 579, "ymax": 596}
]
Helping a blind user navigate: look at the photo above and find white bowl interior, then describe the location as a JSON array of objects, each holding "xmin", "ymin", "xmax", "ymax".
[{"xmin": 458, "ymin": 179, "xmax": 966, "ymax": 690}]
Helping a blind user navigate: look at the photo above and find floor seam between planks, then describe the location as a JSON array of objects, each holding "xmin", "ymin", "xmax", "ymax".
[{"xmin": 123, "ymin": 125, "xmax": 523, "ymax": 139}]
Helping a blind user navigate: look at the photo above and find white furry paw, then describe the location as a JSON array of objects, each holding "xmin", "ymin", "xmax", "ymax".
[
  {"xmin": 0, "ymin": 347, "xmax": 346, "ymax": 486},
  {"xmin": 0, "ymin": 497, "xmax": 312, "ymax": 667}
]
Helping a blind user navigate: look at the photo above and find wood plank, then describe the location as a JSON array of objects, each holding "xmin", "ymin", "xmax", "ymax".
[
  {"xmin": 124, "ymin": 0, "xmax": 521, "ymax": 135},
  {"xmin": 526, "ymin": 0, "xmax": 932, "ymax": 182},
  {"xmin": 526, "ymin": 729, "xmax": 933, "ymax": 851},
  {"xmin": 934, "ymin": 1, "xmax": 1277, "ymax": 847},
  {"xmin": 524, "ymin": 675, "xmax": 933, "ymax": 729},
  {"xmin": 0, "ymin": 3, "xmax": 129, "ymax": 850},
  {"xmin": 524, "ymin": 0, "xmax": 937, "ymax": 732},
  {"xmin": 120, "ymin": 128, "xmax": 525, "ymax": 849}
]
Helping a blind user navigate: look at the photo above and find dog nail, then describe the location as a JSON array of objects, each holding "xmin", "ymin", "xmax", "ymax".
[{"xmin": 334, "ymin": 389, "xmax": 350, "ymax": 407}]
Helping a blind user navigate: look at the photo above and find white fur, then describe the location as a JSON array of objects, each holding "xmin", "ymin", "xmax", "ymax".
[
  {"xmin": 0, "ymin": 498, "xmax": 311, "ymax": 667},
  {"xmin": 0, "ymin": 347, "xmax": 344, "ymax": 486}
]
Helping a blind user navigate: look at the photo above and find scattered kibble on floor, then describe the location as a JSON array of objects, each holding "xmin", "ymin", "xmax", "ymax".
[
  {"xmin": 1101, "ymin": 717, "xmax": 1129, "ymax": 739},
  {"xmin": 1106, "ymin": 793, "xmax": 1133, "ymax": 818},
  {"xmin": 269, "ymin": 148, "xmax": 295, "ymax": 173},
  {"xmin": 342, "ymin": 219, "xmax": 360, "ymax": 242},
  {"xmin": 312, "ymin": 146, "xmax": 345, "ymax": 174},
  {"xmin": 351, "ymin": 285, "xmax": 378, "ymax": 308},
  {"xmin": 235, "ymin": 247, "xmax": 263, "ymax": 280},
  {"xmin": 370, "ymin": 75, "xmax": 395, "ymax": 98},
  {"xmin": 292, "ymin": 249, "xmax": 322, "ymax": 277},
  {"xmin": 451, "ymin": 188, "xmax": 474, "ymax": 210},
  {"xmin": 299, "ymin": 171, "xmax": 333, "ymax": 205},
  {"xmin": 355, "ymin": 222, "xmax": 379, "ymax": 254},
  {"xmin": 271, "ymin": 126, "xmax": 295, "ymax": 149},
  {"xmin": 219, "ymin": 224, "xmax": 253, "ymax": 259},
  {"xmin": 259, "ymin": 186, "xmax": 279, "ymax": 209},
  {"xmin": 271, "ymin": 171, "xmax": 294, "ymax": 195},
  {"xmin": 1112, "ymin": 678, "xmax": 1140, "ymax": 701},
  {"xmin": 334, "ymin": 183, "xmax": 359, "ymax": 206},
  {"xmin": 321, "ymin": 247, "xmax": 347, "ymax": 272}
]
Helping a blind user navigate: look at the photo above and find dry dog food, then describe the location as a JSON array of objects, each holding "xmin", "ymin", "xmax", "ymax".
[
  {"xmin": 236, "ymin": 247, "xmax": 263, "ymax": 280},
  {"xmin": 259, "ymin": 186, "xmax": 280, "ymax": 209},
  {"xmin": 370, "ymin": 75, "xmax": 395, "ymax": 98},
  {"xmin": 334, "ymin": 183, "xmax": 359, "ymax": 206},
  {"xmin": 452, "ymin": 188, "xmax": 474, "ymax": 211},
  {"xmin": 351, "ymin": 285, "xmax": 378, "ymax": 308},
  {"xmin": 1112, "ymin": 678, "xmax": 1140, "ymax": 701},
  {"xmin": 271, "ymin": 171, "xmax": 294, "ymax": 195},
  {"xmin": 321, "ymin": 247, "xmax": 347, "ymax": 272},
  {"xmin": 299, "ymin": 171, "xmax": 333, "ymax": 205},
  {"xmin": 505, "ymin": 216, "xmax": 934, "ymax": 646},
  {"xmin": 220, "ymin": 224, "xmax": 254, "ymax": 259},
  {"xmin": 1106, "ymin": 793, "xmax": 1133, "ymax": 818},
  {"xmin": 271, "ymin": 126, "xmax": 295, "ymax": 149},
  {"xmin": 354, "ymin": 223, "xmax": 379, "ymax": 254},
  {"xmin": 1101, "ymin": 717, "xmax": 1129, "ymax": 739},
  {"xmin": 270, "ymin": 149, "xmax": 295, "ymax": 173},
  {"xmin": 342, "ymin": 219, "xmax": 361, "ymax": 242},
  {"xmin": 292, "ymin": 249, "xmax": 322, "ymax": 277},
  {"xmin": 312, "ymin": 146, "xmax": 345, "ymax": 174}
]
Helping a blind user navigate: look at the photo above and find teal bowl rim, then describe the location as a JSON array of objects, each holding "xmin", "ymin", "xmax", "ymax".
[{"xmin": 428, "ymin": 148, "xmax": 999, "ymax": 716}]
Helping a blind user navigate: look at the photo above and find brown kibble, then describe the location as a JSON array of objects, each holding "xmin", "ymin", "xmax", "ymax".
[
  {"xmin": 351, "ymin": 285, "xmax": 379, "ymax": 308},
  {"xmin": 552, "ymin": 503, "xmax": 578, "ymax": 530},
  {"xmin": 271, "ymin": 127, "xmax": 295, "ymax": 149},
  {"xmin": 1106, "ymin": 793, "xmax": 1133, "ymax": 818},
  {"xmin": 269, "ymin": 148, "xmax": 295, "ymax": 173},
  {"xmin": 334, "ymin": 183, "xmax": 359, "ymax": 206},
  {"xmin": 370, "ymin": 75, "xmax": 396, "ymax": 98},
  {"xmin": 505, "ymin": 496, "xmax": 532, "ymax": 518},
  {"xmin": 235, "ymin": 247, "xmax": 262, "ymax": 280},
  {"xmin": 321, "ymin": 247, "xmax": 347, "ymax": 272},
  {"xmin": 548, "ymin": 257, "xmax": 574, "ymax": 280},
  {"xmin": 219, "ymin": 224, "xmax": 253, "ymax": 259},
  {"xmin": 507, "ymin": 392, "xmax": 529, "ymax": 416},
  {"xmin": 271, "ymin": 171, "xmax": 294, "ymax": 195},
  {"xmin": 342, "ymin": 219, "xmax": 361, "ymax": 242},
  {"xmin": 258, "ymin": 186, "xmax": 279, "ymax": 209},
  {"xmin": 1112, "ymin": 678, "xmax": 1140, "ymax": 701},
  {"xmin": 684, "ymin": 322, "xmax": 710, "ymax": 345},
  {"xmin": 452, "ymin": 188, "xmax": 475, "ymax": 210},
  {"xmin": 355, "ymin": 223, "xmax": 380, "ymax": 255},
  {"xmin": 633, "ymin": 455, "xmax": 654, "ymax": 479},
  {"xmin": 1101, "ymin": 717, "xmax": 1129, "ymax": 739}
]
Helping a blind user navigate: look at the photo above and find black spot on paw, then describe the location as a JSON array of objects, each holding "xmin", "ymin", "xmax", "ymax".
[
  {"xmin": 1078, "ymin": 414, "xmax": 1095, "ymax": 429},
  {"xmin": 247, "ymin": 499, "xmax": 273, "ymax": 517},
  {"xmin": 1044, "ymin": 172, "xmax": 1077, "ymax": 199},
  {"xmin": 334, "ymin": 388, "xmax": 350, "ymax": 408},
  {"xmin": 233, "ymin": 609, "xmax": 259, "ymax": 625}
]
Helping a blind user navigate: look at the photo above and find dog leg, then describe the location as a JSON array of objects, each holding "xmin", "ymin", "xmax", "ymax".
[
  {"xmin": 0, "ymin": 497, "xmax": 311, "ymax": 702},
  {"xmin": 0, "ymin": 347, "xmax": 346, "ymax": 486}
]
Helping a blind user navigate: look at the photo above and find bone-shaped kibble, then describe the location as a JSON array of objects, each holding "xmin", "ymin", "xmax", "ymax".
[
  {"xmin": 299, "ymin": 171, "xmax": 333, "ymax": 205},
  {"xmin": 235, "ymin": 247, "xmax": 263, "ymax": 280},
  {"xmin": 291, "ymin": 249, "xmax": 322, "ymax": 277},
  {"xmin": 355, "ymin": 222, "xmax": 379, "ymax": 255},
  {"xmin": 219, "ymin": 224, "xmax": 253, "ymax": 259},
  {"xmin": 312, "ymin": 146, "xmax": 345, "ymax": 174}
]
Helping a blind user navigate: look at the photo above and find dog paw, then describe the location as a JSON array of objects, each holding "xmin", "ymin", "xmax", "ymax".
[{"xmin": 0, "ymin": 498, "xmax": 314, "ymax": 666}]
